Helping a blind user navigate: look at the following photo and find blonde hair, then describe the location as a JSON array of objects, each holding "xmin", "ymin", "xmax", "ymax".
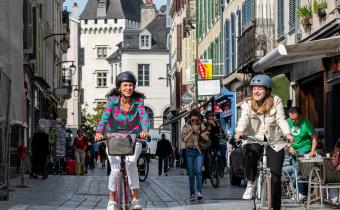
[{"xmin": 245, "ymin": 90, "xmax": 274, "ymax": 114}]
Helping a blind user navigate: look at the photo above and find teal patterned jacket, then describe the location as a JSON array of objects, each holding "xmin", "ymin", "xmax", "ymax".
[{"xmin": 96, "ymin": 95, "xmax": 150, "ymax": 135}]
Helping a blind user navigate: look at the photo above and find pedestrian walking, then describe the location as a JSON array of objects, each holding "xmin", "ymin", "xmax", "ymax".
[
  {"xmin": 73, "ymin": 129, "xmax": 87, "ymax": 175},
  {"xmin": 181, "ymin": 109, "xmax": 209, "ymax": 201},
  {"xmin": 31, "ymin": 127, "xmax": 49, "ymax": 179},
  {"xmin": 156, "ymin": 134, "xmax": 172, "ymax": 176},
  {"xmin": 95, "ymin": 71, "xmax": 149, "ymax": 210}
]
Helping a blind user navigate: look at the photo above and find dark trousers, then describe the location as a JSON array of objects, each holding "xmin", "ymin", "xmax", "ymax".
[
  {"xmin": 32, "ymin": 154, "xmax": 47, "ymax": 175},
  {"xmin": 243, "ymin": 143, "xmax": 285, "ymax": 210},
  {"xmin": 158, "ymin": 155, "xmax": 169, "ymax": 175}
]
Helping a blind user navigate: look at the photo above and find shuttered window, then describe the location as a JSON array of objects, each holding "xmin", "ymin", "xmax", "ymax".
[
  {"xmin": 231, "ymin": 13, "xmax": 236, "ymax": 71},
  {"xmin": 225, "ymin": 19, "xmax": 230, "ymax": 74},
  {"xmin": 246, "ymin": 0, "xmax": 254, "ymax": 24},
  {"xmin": 177, "ymin": 24, "xmax": 182, "ymax": 61},
  {"xmin": 289, "ymin": 0, "xmax": 296, "ymax": 30},
  {"xmin": 24, "ymin": 0, "xmax": 33, "ymax": 54},
  {"xmin": 277, "ymin": 0, "xmax": 285, "ymax": 38},
  {"xmin": 242, "ymin": 2, "xmax": 246, "ymax": 33}
]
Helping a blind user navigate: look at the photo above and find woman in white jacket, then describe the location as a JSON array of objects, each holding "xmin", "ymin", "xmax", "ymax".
[{"xmin": 234, "ymin": 74, "xmax": 294, "ymax": 210}]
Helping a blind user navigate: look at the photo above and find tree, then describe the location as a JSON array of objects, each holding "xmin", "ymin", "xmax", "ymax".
[{"xmin": 81, "ymin": 104, "xmax": 105, "ymax": 141}]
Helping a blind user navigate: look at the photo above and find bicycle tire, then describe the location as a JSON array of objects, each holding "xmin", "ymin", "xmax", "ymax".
[
  {"xmin": 138, "ymin": 156, "xmax": 149, "ymax": 182},
  {"xmin": 117, "ymin": 173, "xmax": 123, "ymax": 210},
  {"xmin": 260, "ymin": 175, "xmax": 271, "ymax": 210},
  {"xmin": 209, "ymin": 159, "xmax": 220, "ymax": 188},
  {"xmin": 218, "ymin": 156, "xmax": 224, "ymax": 178}
]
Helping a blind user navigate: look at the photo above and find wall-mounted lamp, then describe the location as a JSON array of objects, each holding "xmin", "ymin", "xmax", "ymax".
[
  {"xmin": 44, "ymin": 33, "xmax": 69, "ymax": 53},
  {"xmin": 57, "ymin": 61, "xmax": 76, "ymax": 75}
]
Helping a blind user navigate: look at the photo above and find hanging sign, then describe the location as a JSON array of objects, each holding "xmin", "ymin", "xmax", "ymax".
[{"xmin": 202, "ymin": 59, "xmax": 212, "ymax": 80}]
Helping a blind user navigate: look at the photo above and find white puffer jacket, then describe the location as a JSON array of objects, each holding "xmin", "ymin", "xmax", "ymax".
[{"xmin": 235, "ymin": 95, "xmax": 291, "ymax": 152}]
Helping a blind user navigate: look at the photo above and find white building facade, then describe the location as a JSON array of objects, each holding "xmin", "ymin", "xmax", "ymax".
[{"xmin": 80, "ymin": 0, "xmax": 170, "ymax": 129}]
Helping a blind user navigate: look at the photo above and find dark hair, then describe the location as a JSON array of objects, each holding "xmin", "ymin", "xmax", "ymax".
[
  {"xmin": 77, "ymin": 129, "xmax": 83, "ymax": 135},
  {"xmin": 288, "ymin": 106, "xmax": 301, "ymax": 115},
  {"xmin": 106, "ymin": 88, "xmax": 146, "ymax": 99},
  {"xmin": 189, "ymin": 109, "xmax": 202, "ymax": 119},
  {"xmin": 161, "ymin": 134, "xmax": 165, "ymax": 138}
]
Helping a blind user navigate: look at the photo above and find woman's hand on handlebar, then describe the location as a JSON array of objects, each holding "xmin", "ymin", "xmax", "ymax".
[
  {"xmin": 139, "ymin": 131, "xmax": 149, "ymax": 139},
  {"xmin": 95, "ymin": 132, "xmax": 104, "ymax": 142},
  {"xmin": 234, "ymin": 132, "xmax": 243, "ymax": 141},
  {"xmin": 285, "ymin": 133, "xmax": 294, "ymax": 143}
]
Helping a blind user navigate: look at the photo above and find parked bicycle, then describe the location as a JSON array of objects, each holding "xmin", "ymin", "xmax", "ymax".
[
  {"xmin": 239, "ymin": 135, "xmax": 284, "ymax": 210},
  {"xmin": 202, "ymin": 148, "xmax": 224, "ymax": 188},
  {"xmin": 137, "ymin": 141, "xmax": 150, "ymax": 182}
]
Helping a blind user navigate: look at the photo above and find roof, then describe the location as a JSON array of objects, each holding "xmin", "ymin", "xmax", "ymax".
[
  {"xmin": 122, "ymin": 14, "xmax": 169, "ymax": 50},
  {"xmin": 79, "ymin": 0, "xmax": 142, "ymax": 21}
]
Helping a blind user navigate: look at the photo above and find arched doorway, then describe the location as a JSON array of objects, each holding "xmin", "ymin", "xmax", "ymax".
[
  {"xmin": 162, "ymin": 106, "xmax": 171, "ymax": 130},
  {"xmin": 145, "ymin": 106, "xmax": 154, "ymax": 128}
]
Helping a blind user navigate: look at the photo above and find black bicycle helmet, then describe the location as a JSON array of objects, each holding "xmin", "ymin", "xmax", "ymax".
[{"xmin": 115, "ymin": 71, "xmax": 137, "ymax": 87}]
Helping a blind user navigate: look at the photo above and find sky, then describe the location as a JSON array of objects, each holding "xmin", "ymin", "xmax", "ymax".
[{"xmin": 63, "ymin": 0, "xmax": 168, "ymax": 14}]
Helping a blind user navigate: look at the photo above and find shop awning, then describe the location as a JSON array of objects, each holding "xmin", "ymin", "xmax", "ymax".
[{"xmin": 253, "ymin": 36, "xmax": 340, "ymax": 72}]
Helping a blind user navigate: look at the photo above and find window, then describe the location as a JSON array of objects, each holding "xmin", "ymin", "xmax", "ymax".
[
  {"xmin": 231, "ymin": 13, "xmax": 236, "ymax": 71},
  {"xmin": 289, "ymin": 0, "xmax": 296, "ymax": 30},
  {"xmin": 96, "ymin": 72, "xmax": 107, "ymax": 87},
  {"xmin": 277, "ymin": 0, "xmax": 284, "ymax": 38},
  {"xmin": 166, "ymin": 64, "xmax": 170, "ymax": 87},
  {"xmin": 104, "ymin": 19, "xmax": 108, "ymax": 24},
  {"xmin": 225, "ymin": 19, "xmax": 230, "ymax": 74},
  {"xmin": 97, "ymin": 47, "xmax": 107, "ymax": 58},
  {"xmin": 138, "ymin": 64, "xmax": 150, "ymax": 86},
  {"xmin": 140, "ymin": 35, "xmax": 150, "ymax": 47},
  {"xmin": 114, "ymin": 19, "xmax": 117, "ymax": 24},
  {"xmin": 84, "ymin": 19, "xmax": 88, "ymax": 24},
  {"xmin": 94, "ymin": 19, "xmax": 98, "ymax": 24}
]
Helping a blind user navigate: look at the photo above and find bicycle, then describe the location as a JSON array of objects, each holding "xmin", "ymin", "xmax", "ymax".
[
  {"xmin": 239, "ymin": 135, "xmax": 284, "ymax": 210},
  {"xmin": 137, "ymin": 141, "xmax": 150, "ymax": 182},
  {"xmin": 209, "ymin": 148, "xmax": 224, "ymax": 188},
  {"xmin": 98, "ymin": 133, "xmax": 150, "ymax": 210}
]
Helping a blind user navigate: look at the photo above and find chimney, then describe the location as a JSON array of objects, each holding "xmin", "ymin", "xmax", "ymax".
[
  {"xmin": 141, "ymin": 0, "xmax": 157, "ymax": 29},
  {"xmin": 72, "ymin": 1, "xmax": 78, "ymax": 18}
]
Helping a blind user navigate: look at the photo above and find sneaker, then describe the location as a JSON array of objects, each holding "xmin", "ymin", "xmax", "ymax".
[
  {"xmin": 131, "ymin": 199, "xmax": 142, "ymax": 210},
  {"xmin": 190, "ymin": 193, "xmax": 196, "ymax": 201},
  {"xmin": 197, "ymin": 192, "xmax": 203, "ymax": 201},
  {"xmin": 298, "ymin": 193, "xmax": 306, "ymax": 203},
  {"xmin": 107, "ymin": 201, "xmax": 117, "ymax": 210},
  {"xmin": 242, "ymin": 186, "xmax": 254, "ymax": 200}
]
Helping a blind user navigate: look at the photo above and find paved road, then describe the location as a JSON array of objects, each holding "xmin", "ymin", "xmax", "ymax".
[{"xmin": 0, "ymin": 159, "xmax": 331, "ymax": 210}]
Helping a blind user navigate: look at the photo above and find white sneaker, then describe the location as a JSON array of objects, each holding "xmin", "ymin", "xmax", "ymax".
[
  {"xmin": 242, "ymin": 186, "xmax": 254, "ymax": 200},
  {"xmin": 131, "ymin": 199, "xmax": 142, "ymax": 210},
  {"xmin": 107, "ymin": 201, "xmax": 117, "ymax": 210}
]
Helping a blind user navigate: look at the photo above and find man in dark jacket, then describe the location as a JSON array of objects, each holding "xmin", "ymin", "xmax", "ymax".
[
  {"xmin": 31, "ymin": 127, "xmax": 49, "ymax": 178},
  {"xmin": 156, "ymin": 134, "xmax": 172, "ymax": 176}
]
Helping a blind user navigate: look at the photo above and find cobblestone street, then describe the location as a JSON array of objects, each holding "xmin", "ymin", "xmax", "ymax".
[{"xmin": 0, "ymin": 160, "xmax": 329, "ymax": 210}]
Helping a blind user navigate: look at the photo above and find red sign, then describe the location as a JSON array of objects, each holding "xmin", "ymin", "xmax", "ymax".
[{"xmin": 197, "ymin": 59, "xmax": 206, "ymax": 80}]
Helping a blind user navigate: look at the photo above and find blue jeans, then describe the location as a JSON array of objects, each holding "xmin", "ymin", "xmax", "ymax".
[
  {"xmin": 186, "ymin": 148, "xmax": 203, "ymax": 195},
  {"xmin": 282, "ymin": 154, "xmax": 307, "ymax": 195}
]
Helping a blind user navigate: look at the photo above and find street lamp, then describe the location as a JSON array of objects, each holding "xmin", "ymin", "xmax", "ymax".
[
  {"xmin": 44, "ymin": 33, "xmax": 69, "ymax": 53},
  {"xmin": 56, "ymin": 61, "xmax": 76, "ymax": 75}
]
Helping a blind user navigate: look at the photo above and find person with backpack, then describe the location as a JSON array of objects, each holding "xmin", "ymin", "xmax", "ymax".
[{"xmin": 181, "ymin": 109, "xmax": 209, "ymax": 201}]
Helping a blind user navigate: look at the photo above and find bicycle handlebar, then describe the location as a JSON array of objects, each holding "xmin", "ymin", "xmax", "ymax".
[{"xmin": 238, "ymin": 135, "xmax": 285, "ymax": 146}]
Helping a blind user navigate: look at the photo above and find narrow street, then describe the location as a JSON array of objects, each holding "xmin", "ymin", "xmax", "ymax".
[{"xmin": 0, "ymin": 159, "xmax": 325, "ymax": 210}]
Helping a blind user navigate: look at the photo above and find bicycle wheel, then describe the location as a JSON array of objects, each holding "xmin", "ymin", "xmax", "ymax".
[
  {"xmin": 260, "ymin": 175, "xmax": 271, "ymax": 210},
  {"xmin": 138, "ymin": 156, "xmax": 149, "ymax": 182},
  {"xmin": 209, "ymin": 159, "xmax": 220, "ymax": 188},
  {"xmin": 117, "ymin": 173, "xmax": 123, "ymax": 210},
  {"xmin": 218, "ymin": 156, "xmax": 224, "ymax": 178}
]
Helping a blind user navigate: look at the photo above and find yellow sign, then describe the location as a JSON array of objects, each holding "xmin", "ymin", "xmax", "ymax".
[{"xmin": 202, "ymin": 59, "xmax": 212, "ymax": 80}]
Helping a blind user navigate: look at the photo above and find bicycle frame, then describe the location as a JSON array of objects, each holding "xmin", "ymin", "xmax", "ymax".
[{"xmin": 117, "ymin": 155, "xmax": 129, "ymax": 210}]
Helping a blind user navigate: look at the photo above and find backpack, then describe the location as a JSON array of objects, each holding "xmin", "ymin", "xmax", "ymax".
[
  {"xmin": 229, "ymin": 148, "xmax": 244, "ymax": 177},
  {"xmin": 198, "ymin": 136, "xmax": 211, "ymax": 150}
]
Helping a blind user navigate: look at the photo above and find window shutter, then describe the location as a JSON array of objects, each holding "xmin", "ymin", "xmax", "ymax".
[
  {"xmin": 289, "ymin": 0, "xmax": 296, "ymax": 30},
  {"xmin": 242, "ymin": 2, "xmax": 246, "ymax": 33},
  {"xmin": 246, "ymin": 0, "xmax": 254, "ymax": 23},
  {"xmin": 277, "ymin": 0, "xmax": 284, "ymax": 38},
  {"xmin": 24, "ymin": 0, "xmax": 33, "ymax": 54},
  {"xmin": 177, "ymin": 24, "xmax": 182, "ymax": 61},
  {"xmin": 225, "ymin": 19, "xmax": 230, "ymax": 74},
  {"xmin": 231, "ymin": 13, "xmax": 236, "ymax": 71}
]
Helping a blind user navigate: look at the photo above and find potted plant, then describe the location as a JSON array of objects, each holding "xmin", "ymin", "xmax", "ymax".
[
  {"xmin": 297, "ymin": 5, "xmax": 313, "ymax": 31},
  {"xmin": 317, "ymin": 0, "xmax": 327, "ymax": 18}
]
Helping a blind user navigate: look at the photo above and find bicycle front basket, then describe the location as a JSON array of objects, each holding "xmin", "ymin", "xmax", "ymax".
[{"xmin": 106, "ymin": 133, "xmax": 136, "ymax": 156}]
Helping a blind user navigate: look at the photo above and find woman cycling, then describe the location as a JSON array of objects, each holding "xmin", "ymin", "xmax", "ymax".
[
  {"xmin": 95, "ymin": 71, "xmax": 149, "ymax": 210},
  {"xmin": 234, "ymin": 74, "xmax": 294, "ymax": 210}
]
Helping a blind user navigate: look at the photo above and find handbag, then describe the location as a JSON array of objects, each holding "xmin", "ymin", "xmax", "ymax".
[{"xmin": 106, "ymin": 133, "xmax": 137, "ymax": 156}]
